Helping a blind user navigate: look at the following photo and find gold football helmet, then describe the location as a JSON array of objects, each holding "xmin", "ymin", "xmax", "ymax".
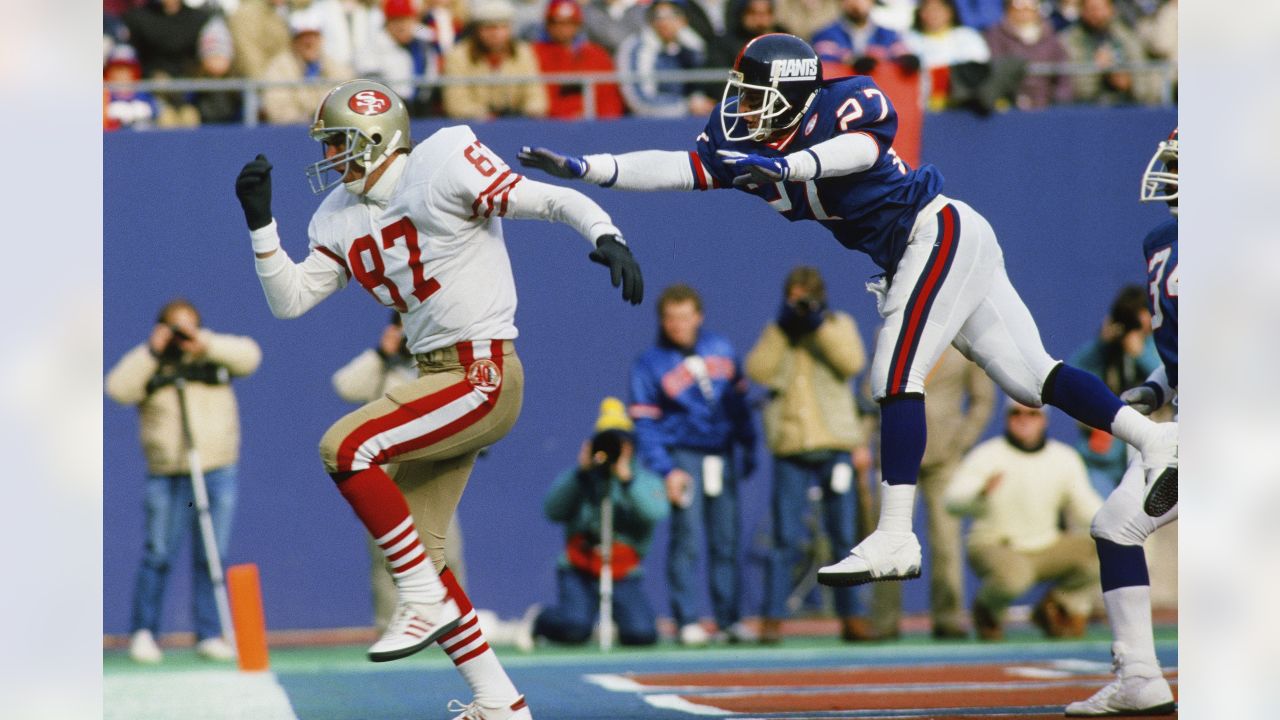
[{"xmin": 306, "ymin": 79, "xmax": 412, "ymax": 194}]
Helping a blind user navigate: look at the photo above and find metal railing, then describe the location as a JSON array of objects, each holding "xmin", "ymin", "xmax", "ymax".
[{"xmin": 105, "ymin": 61, "xmax": 1175, "ymax": 127}]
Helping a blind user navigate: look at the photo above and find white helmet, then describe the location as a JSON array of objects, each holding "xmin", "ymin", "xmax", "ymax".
[
  {"xmin": 1140, "ymin": 128, "xmax": 1177, "ymax": 205},
  {"xmin": 306, "ymin": 79, "xmax": 412, "ymax": 194}
]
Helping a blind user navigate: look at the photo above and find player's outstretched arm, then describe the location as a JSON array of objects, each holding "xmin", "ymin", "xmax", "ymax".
[
  {"xmin": 718, "ymin": 133, "xmax": 880, "ymax": 188},
  {"xmin": 502, "ymin": 176, "xmax": 643, "ymax": 304},
  {"xmin": 518, "ymin": 146, "xmax": 698, "ymax": 192},
  {"xmin": 234, "ymin": 154, "xmax": 343, "ymax": 319}
]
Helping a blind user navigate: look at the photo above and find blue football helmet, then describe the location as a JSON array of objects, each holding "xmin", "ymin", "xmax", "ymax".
[{"xmin": 721, "ymin": 33, "xmax": 823, "ymax": 143}]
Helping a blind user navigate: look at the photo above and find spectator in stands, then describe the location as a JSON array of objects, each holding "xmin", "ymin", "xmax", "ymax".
[
  {"xmin": 195, "ymin": 12, "xmax": 242, "ymax": 124},
  {"xmin": 903, "ymin": 0, "xmax": 992, "ymax": 110},
  {"xmin": 522, "ymin": 398, "xmax": 670, "ymax": 648},
  {"xmin": 951, "ymin": 0, "xmax": 1008, "ymax": 30},
  {"xmin": 870, "ymin": 347, "xmax": 996, "ymax": 639},
  {"xmin": 331, "ymin": 313, "xmax": 467, "ymax": 633},
  {"xmin": 983, "ymin": 0, "xmax": 1073, "ymax": 109},
  {"xmin": 710, "ymin": 0, "xmax": 790, "ymax": 70},
  {"xmin": 774, "ymin": 0, "xmax": 840, "ymax": 48},
  {"xmin": 581, "ymin": 0, "xmax": 646, "ymax": 54},
  {"xmin": 105, "ymin": 298, "xmax": 261, "ymax": 663},
  {"xmin": 362, "ymin": 0, "xmax": 440, "ymax": 116},
  {"xmin": 1059, "ymin": 0, "xmax": 1161, "ymax": 105},
  {"xmin": 615, "ymin": 0, "xmax": 714, "ymax": 118},
  {"xmin": 106, "ymin": 0, "xmax": 148, "ymax": 17},
  {"xmin": 309, "ymin": 0, "xmax": 385, "ymax": 73},
  {"xmin": 944, "ymin": 401, "xmax": 1102, "ymax": 640},
  {"xmin": 1047, "ymin": 0, "xmax": 1081, "ymax": 32},
  {"xmin": 442, "ymin": 0, "xmax": 548, "ymax": 119},
  {"xmin": 260, "ymin": 13, "xmax": 354, "ymax": 125},
  {"xmin": 1068, "ymin": 286, "xmax": 1161, "ymax": 497},
  {"xmin": 104, "ymin": 46, "xmax": 160, "ymax": 131},
  {"xmin": 420, "ymin": 0, "xmax": 467, "ymax": 57},
  {"xmin": 229, "ymin": 0, "xmax": 294, "ymax": 81},
  {"xmin": 534, "ymin": 0, "xmax": 626, "ymax": 119},
  {"xmin": 812, "ymin": 0, "xmax": 919, "ymax": 76},
  {"xmin": 104, "ymin": 13, "xmax": 131, "ymax": 64},
  {"xmin": 124, "ymin": 0, "xmax": 215, "ymax": 126},
  {"xmin": 1136, "ymin": 0, "xmax": 1175, "ymax": 93},
  {"xmin": 745, "ymin": 267, "xmax": 874, "ymax": 644},
  {"xmin": 630, "ymin": 284, "xmax": 758, "ymax": 646}
]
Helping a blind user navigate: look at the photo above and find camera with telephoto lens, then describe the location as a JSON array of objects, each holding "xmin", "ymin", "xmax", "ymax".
[
  {"xmin": 791, "ymin": 296, "xmax": 823, "ymax": 316},
  {"xmin": 590, "ymin": 429, "xmax": 626, "ymax": 468},
  {"xmin": 157, "ymin": 324, "xmax": 194, "ymax": 362}
]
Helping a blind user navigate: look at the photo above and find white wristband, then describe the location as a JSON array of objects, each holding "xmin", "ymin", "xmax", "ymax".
[
  {"xmin": 250, "ymin": 219, "xmax": 281, "ymax": 255},
  {"xmin": 582, "ymin": 154, "xmax": 618, "ymax": 186}
]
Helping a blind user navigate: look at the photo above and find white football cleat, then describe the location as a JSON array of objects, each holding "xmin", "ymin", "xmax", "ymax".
[
  {"xmin": 817, "ymin": 530, "xmax": 922, "ymax": 587},
  {"xmin": 129, "ymin": 629, "xmax": 163, "ymax": 664},
  {"xmin": 1141, "ymin": 422, "xmax": 1178, "ymax": 517},
  {"xmin": 195, "ymin": 637, "xmax": 235, "ymax": 661},
  {"xmin": 447, "ymin": 695, "xmax": 532, "ymax": 719},
  {"xmin": 1064, "ymin": 644, "xmax": 1175, "ymax": 716},
  {"xmin": 367, "ymin": 594, "xmax": 462, "ymax": 662}
]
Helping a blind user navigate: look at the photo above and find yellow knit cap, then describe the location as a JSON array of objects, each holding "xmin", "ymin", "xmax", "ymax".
[{"xmin": 593, "ymin": 396, "xmax": 634, "ymax": 434}]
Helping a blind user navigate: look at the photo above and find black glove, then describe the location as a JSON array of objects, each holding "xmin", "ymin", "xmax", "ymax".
[
  {"xmin": 516, "ymin": 146, "xmax": 588, "ymax": 179},
  {"xmin": 895, "ymin": 53, "xmax": 922, "ymax": 74},
  {"xmin": 852, "ymin": 56, "xmax": 879, "ymax": 75},
  {"xmin": 235, "ymin": 154, "xmax": 274, "ymax": 231},
  {"xmin": 589, "ymin": 235, "xmax": 644, "ymax": 305},
  {"xmin": 777, "ymin": 299, "xmax": 826, "ymax": 341}
]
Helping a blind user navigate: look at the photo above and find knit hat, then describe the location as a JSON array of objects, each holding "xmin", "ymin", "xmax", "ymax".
[
  {"xmin": 545, "ymin": 0, "xmax": 583, "ymax": 23},
  {"xmin": 593, "ymin": 397, "xmax": 634, "ymax": 435}
]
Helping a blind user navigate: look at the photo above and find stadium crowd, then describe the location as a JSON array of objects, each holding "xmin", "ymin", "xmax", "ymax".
[{"xmin": 103, "ymin": 0, "xmax": 1177, "ymax": 129}]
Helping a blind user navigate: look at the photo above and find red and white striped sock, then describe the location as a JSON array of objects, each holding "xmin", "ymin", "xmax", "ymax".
[
  {"xmin": 437, "ymin": 567, "xmax": 519, "ymax": 705},
  {"xmin": 337, "ymin": 467, "xmax": 444, "ymax": 603}
]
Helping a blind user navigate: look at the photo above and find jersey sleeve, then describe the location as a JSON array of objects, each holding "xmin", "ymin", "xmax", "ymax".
[
  {"xmin": 817, "ymin": 78, "xmax": 900, "ymax": 154},
  {"xmin": 433, "ymin": 130, "xmax": 527, "ymax": 221},
  {"xmin": 690, "ymin": 110, "xmax": 740, "ymax": 191}
]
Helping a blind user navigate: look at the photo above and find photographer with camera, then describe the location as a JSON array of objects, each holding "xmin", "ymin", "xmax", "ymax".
[
  {"xmin": 106, "ymin": 298, "xmax": 261, "ymax": 663},
  {"xmin": 521, "ymin": 398, "xmax": 669, "ymax": 648},
  {"xmin": 745, "ymin": 266, "xmax": 874, "ymax": 644}
]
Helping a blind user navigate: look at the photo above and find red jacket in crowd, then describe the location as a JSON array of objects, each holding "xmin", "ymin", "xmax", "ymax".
[{"xmin": 533, "ymin": 40, "xmax": 625, "ymax": 120}]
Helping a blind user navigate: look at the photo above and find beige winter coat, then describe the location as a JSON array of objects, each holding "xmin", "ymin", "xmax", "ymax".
[
  {"xmin": 105, "ymin": 330, "xmax": 261, "ymax": 475},
  {"xmin": 441, "ymin": 39, "xmax": 548, "ymax": 119},
  {"xmin": 746, "ymin": 311, "xmax": 866, "ymax": 456}
]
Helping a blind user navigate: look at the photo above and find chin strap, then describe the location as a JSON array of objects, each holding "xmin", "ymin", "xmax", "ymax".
[{"xmin": 344, "ymin": 130, "xmax": 404, "ymax": 198}]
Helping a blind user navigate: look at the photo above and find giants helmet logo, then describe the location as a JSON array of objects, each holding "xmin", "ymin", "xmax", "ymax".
[
  {"xmin": 466, "ymin": 359, "xmax": 502, "ymax": 394},
  {"xmin": 769, "ymin": 58, "xmax": 818, "ymax": 83},
  {"xmin": 348, "ymin": 90, "xmax": 391, "ymax": 116}
]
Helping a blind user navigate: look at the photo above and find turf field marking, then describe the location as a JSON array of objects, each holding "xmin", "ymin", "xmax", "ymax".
[
  {"xmin": 645, "ymin": 693, "xmax": 731, "ymax": 715},
  {"xmin": 105, "ymin": 669, "xmax": 297, "ymax": 720},
  {"xmin": 584, "ymin": 673, "xmax": 648, "ymax": 692}
]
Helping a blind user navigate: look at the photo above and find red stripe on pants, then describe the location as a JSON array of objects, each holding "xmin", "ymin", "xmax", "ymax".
[{"xmin": 888, "ymin": 206, "xmax": 956, "ymax": 394}]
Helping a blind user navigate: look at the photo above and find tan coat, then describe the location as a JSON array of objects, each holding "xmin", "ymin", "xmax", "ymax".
[
  {"xmin": 228, "ymin": 0, "xmax": 293, "ymax": 80},
  {"xmin": 746, "ymin": 311, "xmax": 866, "ymax": 456},
  {"xmin": 105, "ymin": 330, "xmax": 261, "ymax": 475},
  {"xmin": 442, "ymin": 40, "xmax": 548, "ymax": 119},
  {"xmin": 921, "ymin": 346, "xmax": 996, "ymax": 468},
  {"xmin": 259, "ymin": 50, "xmax": 354, "ymax": 125}
]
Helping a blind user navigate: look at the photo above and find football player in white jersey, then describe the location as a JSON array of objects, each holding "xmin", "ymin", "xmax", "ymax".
[{"xmin": 234, "ymin": 79, "xmax": 642, "ymax": 720}]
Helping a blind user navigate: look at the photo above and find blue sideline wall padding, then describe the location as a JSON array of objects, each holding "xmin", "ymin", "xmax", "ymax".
[{"xmin": 104, "ymin": 107, "xmax": 1174, "ymax": 634}]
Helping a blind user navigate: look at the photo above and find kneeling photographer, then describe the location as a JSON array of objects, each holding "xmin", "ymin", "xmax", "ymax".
[
  {"xmin": 521, "ymin": 398, "xmax": 669, "ymax": 648},
  {"xmin": 106, "ymin": 298, "xmax": 261, "ymax": 663}
]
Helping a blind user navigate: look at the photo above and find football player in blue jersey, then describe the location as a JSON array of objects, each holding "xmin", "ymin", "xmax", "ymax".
[
  {"xmin": 517, "ymin": 33, "xmax": 1178, "ymax": 589},
  {"xmin": 1065, "ymin": 130, "xmax": 1178, "ymax": 717}
]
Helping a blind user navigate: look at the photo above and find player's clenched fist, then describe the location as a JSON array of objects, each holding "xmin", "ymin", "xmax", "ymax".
[
  {"xmin": 235, "ymin": 154, "xmax": 274, "ymax": 231},
  {"xmin": 589, "ymin": 234, "xmax": 644, "ymax": 305}
]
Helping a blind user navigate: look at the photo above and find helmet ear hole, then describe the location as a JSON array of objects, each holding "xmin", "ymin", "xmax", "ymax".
[{"xmin": 371, "ymin": 132, "xmax": 383, "ymax": 144}]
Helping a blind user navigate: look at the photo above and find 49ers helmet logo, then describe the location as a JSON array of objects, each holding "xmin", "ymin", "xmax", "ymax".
[
  {"xmin": 348, "ymin": 89, "xmax": 391, "ymax": 116},
  {"xmin": 466, "ymin": 359, "xmax": 502, "ymax": 394}
]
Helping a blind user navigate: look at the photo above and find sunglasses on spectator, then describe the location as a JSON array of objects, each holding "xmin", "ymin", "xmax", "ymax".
[{"xmin": 1008, "ymin": 408, "xmax": 1044, "ymax": 417}]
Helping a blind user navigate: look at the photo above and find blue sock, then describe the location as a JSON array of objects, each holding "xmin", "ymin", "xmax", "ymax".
[
  {"xmin": 1042, "ymin": 363, "xmax": 1124, "ymax": 432},
  {"xmin": 1096, "ymin": 538, "xmax": 1150, "ymax": 592},
  {"xmin": 879, "ymin": 394, "xmax": 926, "ymax": 486}
]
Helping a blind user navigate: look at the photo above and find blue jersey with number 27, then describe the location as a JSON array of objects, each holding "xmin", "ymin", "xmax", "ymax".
[
  {"xmin": 692, "ymin": 75, "xmax": 944, "ymax": 273},
  {"xmin": 1142, "ymin": 217, "xmax": 1178, "ymax": 389}
]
